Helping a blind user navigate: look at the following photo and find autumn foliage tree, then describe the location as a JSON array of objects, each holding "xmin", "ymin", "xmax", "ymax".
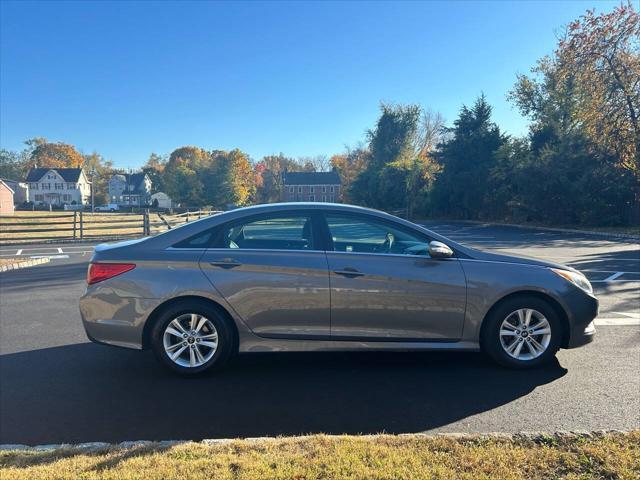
[
  {"xmin": 83, "ymin": 152, "xmax": 114, "ymax": 204},
  {"xmin": 330, "ymin": 147, "xmax": 369, "ymax": 203},
  {"xmin": 161, "ymin": 146, "xmax": 255, "ymax": 207},
  {"xmin": 254, "ymin": 154, "xmax": 303, "ymax": 203},
  {"xmin": 30, "ymin": 141, "xmax": 85, "ymax": 168},
  {"xmin": 556, "ymin": 3, "xmax": 640, "ymax": 177}
]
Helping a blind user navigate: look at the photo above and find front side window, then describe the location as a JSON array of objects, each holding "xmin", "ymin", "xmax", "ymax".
[
  {"xmin": 325, "ymin": 214, "xmax": 431, "ymax": 256},
  {"xmin": 220, "ymin": 215, "xmax": 315, "ymax": 251}
]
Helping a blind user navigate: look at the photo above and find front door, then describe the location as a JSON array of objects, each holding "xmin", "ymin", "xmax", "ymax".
[
  {"xmin": 199, "ymin": 212, "xmax": 330, "ymax": 338},
  {"xmin": 323, "ymin": 213, "xmax": 467, "ymax": 341}
]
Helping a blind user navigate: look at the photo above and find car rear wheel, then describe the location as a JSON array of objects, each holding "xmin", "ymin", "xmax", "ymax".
[
  {"xmin": 481, "ymin": 296, "xmax": 562, "ymax": 368},
  {"xmin": 150, "ymin": 301, "xmax": 234, "ymax": 375}
]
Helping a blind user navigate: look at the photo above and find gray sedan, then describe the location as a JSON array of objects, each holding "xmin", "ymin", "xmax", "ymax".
[{"xmin": 80, "ymin": 203, "xmax": 598, "ymax": 375}]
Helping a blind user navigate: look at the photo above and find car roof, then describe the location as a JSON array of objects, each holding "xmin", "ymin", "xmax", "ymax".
[
  {"xmin": 222, "ymin": 202, "xmax": 383, "ymax": 215},
  {"xmin": 141, "ymin": 202, "xmax": 467, "ymax": 251}
]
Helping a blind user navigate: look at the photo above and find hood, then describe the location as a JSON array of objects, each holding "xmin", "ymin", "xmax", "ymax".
[{"xmin": 466, "ymin": 249, "xmax": 576, "ymax": 272}]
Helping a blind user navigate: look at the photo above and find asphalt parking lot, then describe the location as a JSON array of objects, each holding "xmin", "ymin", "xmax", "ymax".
[{"xmin": 0, "ymin": 221, "xmax": 638, "ymax": 445}]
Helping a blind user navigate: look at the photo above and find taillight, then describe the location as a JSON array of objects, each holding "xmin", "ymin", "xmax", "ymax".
[{"xmin": 87, "ymin": 263, "xmax": 136, "ymax": 285}]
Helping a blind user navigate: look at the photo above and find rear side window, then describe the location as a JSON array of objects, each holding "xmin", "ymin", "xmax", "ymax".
[
  {"xmin": 219, "ymin": 215, "xmax": 316, "ymax": 251},
  {"xmin": 172, "ymin": 229, "xmax": 216, "ymax": 248}
]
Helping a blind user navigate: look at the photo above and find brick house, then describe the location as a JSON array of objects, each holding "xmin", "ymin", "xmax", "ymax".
[{"xmin": 281, "ymin": 171, "xmax": 342, "ymax": 203}]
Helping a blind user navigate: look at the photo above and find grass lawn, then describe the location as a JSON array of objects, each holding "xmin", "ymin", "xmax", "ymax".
[{"xmin": 1, "ymin": 432, "xmax": 638, "ymax": 480}]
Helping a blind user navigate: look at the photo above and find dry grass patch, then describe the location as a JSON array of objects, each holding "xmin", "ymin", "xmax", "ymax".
[
  {"xmin": 0, "ymin": 258, "xmax": 25, "ymax": 267},
  {"xmin": 1, "ymin": 432, "xmax": 638, "ymax": 480}
]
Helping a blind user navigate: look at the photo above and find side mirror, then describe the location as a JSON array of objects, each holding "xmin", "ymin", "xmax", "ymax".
[{"xmin": 429, "ymin": 241, "xmax": 453, "ymax": 259}]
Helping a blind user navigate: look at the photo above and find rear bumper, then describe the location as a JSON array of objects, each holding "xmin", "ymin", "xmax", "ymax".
[{"xmin": 79, "ymin": 290, "xmax": 159, "ymax": 350}]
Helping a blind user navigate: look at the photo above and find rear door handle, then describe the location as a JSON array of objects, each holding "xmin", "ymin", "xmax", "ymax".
[
  {"xmin": 334, "ymin": 267, "xmax": 364, "ymax": 278},
  {"xmin": 209, "ymin": 259, "xmax": 242, "ymax": 269}
]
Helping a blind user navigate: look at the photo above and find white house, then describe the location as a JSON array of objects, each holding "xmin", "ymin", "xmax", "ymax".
[
  {"xmin": 150, "ymin": 192, "xmax": 173, "ymax": 209},
  {"xmin": 26, "ymin": 168, "xmax": 91, "ymax": 206},
  {"xmin": 108, "ymin": 172, "xmax": 152, "ymax": 206}
]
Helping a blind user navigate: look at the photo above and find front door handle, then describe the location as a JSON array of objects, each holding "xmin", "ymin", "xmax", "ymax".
[
  {"xmin": 209, "ymin": 259, "xmax": 242, "ymax": 269},
  {"xmin": 334, "ymin": 267, "xmax": 364, "ymax": 278}
]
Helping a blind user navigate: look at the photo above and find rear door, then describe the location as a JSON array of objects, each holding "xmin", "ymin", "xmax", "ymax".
[
  {"xmin": 199, "ymin": 212, "xmax": 331, "ymax": 338},
  {"xmin": 323, "ymin": 212, "xmax": 467, "ymax": 341}
]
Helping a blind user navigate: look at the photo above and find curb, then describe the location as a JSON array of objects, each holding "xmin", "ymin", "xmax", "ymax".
[
  {"xmin": 0, "ymin": 430, "xmax": 630, "ymax": 451},
  {"xmin": 0, "ymin": 257, "xmax": 50, "ymax": 272},
  {"xmin": 423, "ymin": 220, "xmax": 640, "ymax": 242}
]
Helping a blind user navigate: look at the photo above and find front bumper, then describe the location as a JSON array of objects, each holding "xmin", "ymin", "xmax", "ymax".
[
  {"xmin": 567, "ymin": 319, "xmax": 596, "ymax": 348},
  {"xmin": 563, "ymin": 290, "xmax": 598, "ymax": 349}
]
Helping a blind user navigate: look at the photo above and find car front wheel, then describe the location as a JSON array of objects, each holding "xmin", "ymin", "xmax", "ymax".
[
  {"xmin": 481, "ymin": 296, "xmax": 563, "ymax": 368},
  {"xmin": 150, "ymin": 301, "xmax": 234, "ymax": 375}
]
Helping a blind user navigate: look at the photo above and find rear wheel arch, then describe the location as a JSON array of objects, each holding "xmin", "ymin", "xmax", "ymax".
[
  {"xmin": 479, "ymin": 291, "xmax": 570, "ymax": 349},
  {"xmin": 142, "ymin": 295, "xmax": 239, "ymax": 351}
]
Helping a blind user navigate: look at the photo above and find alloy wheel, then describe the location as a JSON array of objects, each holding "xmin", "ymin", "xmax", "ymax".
[
  {"xmin": 499, "ymin": 308, "xmax": 551, "ymax": 361},
  {"xmin": 162, "ymin": 313, "xmax": 218, "ymax": 368}
]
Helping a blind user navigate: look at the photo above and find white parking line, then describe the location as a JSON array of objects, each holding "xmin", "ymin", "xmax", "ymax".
[
  {"xmin": 595, "ymin": 318, "xmax": 640, "ymax": 326},
  {"xmin": 592, "ymin": 280, "xmax": 638, "ymax": 283},
  {"xmin": 603, "ymin": 272, "xmax": 625, "ymax": 281}
]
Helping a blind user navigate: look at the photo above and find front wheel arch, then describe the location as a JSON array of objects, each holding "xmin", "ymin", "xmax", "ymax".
[
  {"xmin": 479, "ymin": 291, "xmax": 570, "ymax": 349},
  {"xmin": 142, "ymin": 295, "xmax": 239, "ymax": 352}
]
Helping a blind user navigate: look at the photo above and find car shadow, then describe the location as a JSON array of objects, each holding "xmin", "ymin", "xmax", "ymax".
[{"xmin": 0, "ymin": 343, "xmax": 566, "ymax": 445}]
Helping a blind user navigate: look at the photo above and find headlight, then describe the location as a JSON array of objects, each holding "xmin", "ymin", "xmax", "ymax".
[{"xmin": 550, "ymin": 268, "xmax": 593, "ymax": 295}]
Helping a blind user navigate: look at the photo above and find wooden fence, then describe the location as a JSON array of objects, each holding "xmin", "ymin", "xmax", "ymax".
[{"xmin": 0, "ymin": 210, "xmax": 221, "ymax": 245}]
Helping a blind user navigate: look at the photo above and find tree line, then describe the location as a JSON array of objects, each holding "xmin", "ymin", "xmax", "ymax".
[{"xmin": 1, "ymin": 4, "xmax": 637, "ymax": 225}]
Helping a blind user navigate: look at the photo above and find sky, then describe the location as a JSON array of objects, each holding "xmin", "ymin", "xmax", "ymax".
[{"xmin": 0, "ymin": 0, "xmax": 620, "ymax": 169}]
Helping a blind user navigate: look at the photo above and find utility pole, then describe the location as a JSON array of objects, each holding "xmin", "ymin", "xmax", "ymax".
[{"xmin": 90, "ymin": 169, "xmax": 96, "ymax": 213}]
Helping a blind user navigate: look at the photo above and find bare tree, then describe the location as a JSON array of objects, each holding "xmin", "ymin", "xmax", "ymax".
[
  {"xmin": 297, "ymin": 155, "xmax": 331, "ymax": 172},
  {"xmin": 416, "ymin": 109, "xmax": 447, "ymax": 158}
]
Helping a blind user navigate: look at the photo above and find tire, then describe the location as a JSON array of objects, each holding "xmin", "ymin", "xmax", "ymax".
[
  {"xmin": 150, "ymin": 300, "xmax": 235, "ymax": 375},
  {"xmin": 481, "ymin": 296, "xmax": 563, "ymax": 369}
]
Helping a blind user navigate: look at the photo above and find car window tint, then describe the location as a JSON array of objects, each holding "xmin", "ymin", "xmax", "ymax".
[
  {"xmin": 326, "ymin": 214, "xmax": 430, "ymax": 256},
  {"xmin": 172, "ymin": 229, "xmax": 215, "ymax": 248},
  {"xmin": 221, "ymin": 215, "xmax": 315, "ymax": 251}
]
